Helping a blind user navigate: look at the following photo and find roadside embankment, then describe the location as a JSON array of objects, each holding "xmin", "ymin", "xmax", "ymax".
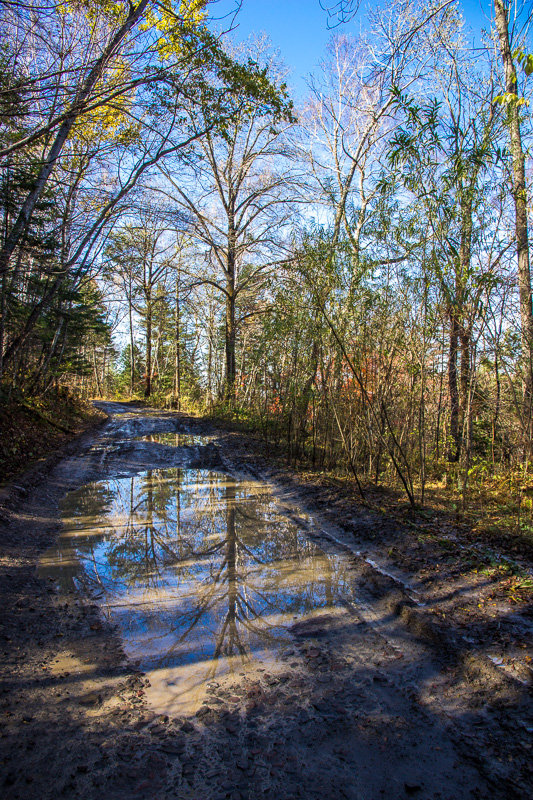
[{"xmin": 0, "ymin": 391, "xmax": 107, "ymax": 486}]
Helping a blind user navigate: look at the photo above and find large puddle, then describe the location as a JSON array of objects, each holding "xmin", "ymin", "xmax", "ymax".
[
  {"xmin": 137, "ymin": 433, "xmax": 212, "ymax": 446},
  {"xmin": 39, "ymin": 469, "xmax": 351, "ymax": 715}
]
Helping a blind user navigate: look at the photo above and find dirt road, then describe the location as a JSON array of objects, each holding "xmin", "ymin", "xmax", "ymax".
[{"xmin": 1, "ymin": 402, "xmax": 531, "ymax": 799}]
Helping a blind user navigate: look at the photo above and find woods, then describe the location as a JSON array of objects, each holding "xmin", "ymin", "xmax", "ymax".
[
  {"xmin": 3, "ymin": 6, "xmax": 533, "ymax": 798},
  {"xmin": 2, "ymin": 0, "xmax": 533, "ymax": 521}
]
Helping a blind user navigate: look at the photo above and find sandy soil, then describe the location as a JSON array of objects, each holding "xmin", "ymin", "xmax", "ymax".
[{"xmin": 1, "ymin": 402, "xmax": 532, "ymax": 800}]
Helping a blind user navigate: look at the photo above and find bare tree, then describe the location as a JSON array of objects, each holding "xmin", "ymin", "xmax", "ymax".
[
  {"xmin": 155, "ymin": 41, "xmax": 295, "ymax": 401},
  {"xmin": 106, "ymin": 213, "xmax": 175, "ymax": 397},
  {"xmin": 493, "ymin": 0, "xmax": 533, "ymax": 430}
]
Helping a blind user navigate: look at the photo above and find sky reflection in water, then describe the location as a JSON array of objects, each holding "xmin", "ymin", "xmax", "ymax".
[
  {"xmin": 137, "ymin": 433, "xmax": 211, "ymax": 446},
  {"xmin": 39, "ymin": 469, "xmax": 350, "ymax": 711}
]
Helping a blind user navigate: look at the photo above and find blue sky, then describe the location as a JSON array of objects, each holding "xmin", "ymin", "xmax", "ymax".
[{"xmin": 211, "ymin": 1, "xmax": 509, "ymax": 98}]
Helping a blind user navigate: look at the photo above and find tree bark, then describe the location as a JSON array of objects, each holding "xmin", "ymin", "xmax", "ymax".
[
  {"xmin": 145, "ymin": 289, "xmax": 152, "ymax": 398},
  {"xmin": 448, "ymin": 311, "xmax": 460, "ymax": 461},
  {"xmin": 225, "ymin": 287, "xmax": 236, "ymax": 401},
  {"xmin": 459, "ymin": 325, "xmax": 471, "ymax": 441},
  {"xmin": 174, "ymin": 269, "xmax": 181, "ymax": 408},
  {"xmin": 225, "ymin": 223, "xmax": 237, "ymax": 402},
  {"xmin": 127, "ymin": 273, "xmax": 135, "ymax": 395},
  {"xmin": 494, "ymin": 0, "xmax": 533, "ymax": 410}
]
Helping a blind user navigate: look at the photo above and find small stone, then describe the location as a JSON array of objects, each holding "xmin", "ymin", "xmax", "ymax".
[{"xmin": 79, "ymin": 691, "xmax": 102, "ymax": 706}]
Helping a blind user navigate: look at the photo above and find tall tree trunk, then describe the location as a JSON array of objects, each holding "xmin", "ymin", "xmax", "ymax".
[
  {"xmin": 207, "ymin": 297, "xmax": 214, "ymax": 404},
  {"xmin": 101, "ymin": 347, "xmax": 107, "ymax": 397},
  {"xmin": 145, "ymin": 289, "xmax": 152, "ymax": 398},
  {"xmin": 225, "ymin": 288, "xmax": 236, "ymax": 401},
  {"xmin": 297, "ymin": 340, "xmax": 319, "ymax": 448},
  {"xmin": 0, "ymin": 272, "xmax": 6, "ymax": 383},
  {"xmin": 225, "ymin": 230, "xmax": 236, "ymax": 403},
  {"xmin": 93, "ymin": 348, "xmax": 103, "ymax": 397},
  {"xmin": 448, "ymin": 311, "xmax": 460, "ymax": 461},
  {"xmin": 2, "ymin": 274, "xmax": 64, "ymax": 366},
  {"xmin": 30, "ymin": 314, "xmax": 65, "ymax": 394},
  {"xmin": 128, "ymin": 278, "xmax": 135, "ymax": 395},
  {"xmin": 492, "ymin": 348, "xmax": 501, "ymax": 465},
  {"xmin": 174, "ymin": 271, "xmax": 181, "ymax": 408},
  {"xmin": 459, "ymin": 326, "xmax": 471, "ymax": 445},
  {"xmin": 494, "ymin": 0, "xmax": 533, "ymax": 413}
]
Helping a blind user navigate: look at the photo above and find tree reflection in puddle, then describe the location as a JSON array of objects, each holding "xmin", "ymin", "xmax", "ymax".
[
  {"xmin": 136, "ymin": 433, "xmax": 211, "ymax": 446},
  {"xmin": 39, "ymin": 469, "xmax": 350, "ymax": 713}
]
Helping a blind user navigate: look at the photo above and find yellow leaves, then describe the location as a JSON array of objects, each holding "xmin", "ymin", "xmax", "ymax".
[
  {"xmin": 58, "ymin": 0, "xmax": 128, "ymax": 25},
  {"xmin": 495, "ymin": 92, "xmax": 530, "ymax": 108},
  {"xmin": 69, "ymin": 63, "xmax": 139, "ymax": 148},
  {"xmin": 494, "ymin": 49, "xmax": 533, "ymax": 109},
  {"xmin": 72, "ymin": 104, "xmax": 137, "ymax": 146},
  {"xmin": 140, "ymin": 0, "xmax": 206, "ymax": 31},
  {"xmin": 180, "ymin": 0, "xmax": 207, "ymax": 25},
  {"xmin": 513, "ymin": 49, "xmax": 533, "ymax": 77},
  {"xmin": 141, "ymin": 0, "xmax": 208, "ymax": 60},
  {"xmin": 60, "ymin": 0, "xmax": 208, "ymax": 59}
]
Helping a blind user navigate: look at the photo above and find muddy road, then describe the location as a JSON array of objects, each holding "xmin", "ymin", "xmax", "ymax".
[{"xmin": 1, "ymin": 402, "xmax": 532, "ymax": 800}]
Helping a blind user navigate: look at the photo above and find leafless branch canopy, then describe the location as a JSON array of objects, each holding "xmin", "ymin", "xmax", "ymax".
[{"xmin": 319, "ymin": 0, "xmax": 361, "ymax": 28}]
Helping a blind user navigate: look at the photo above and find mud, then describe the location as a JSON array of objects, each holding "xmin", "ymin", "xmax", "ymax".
[{"xmin": 1, "ymin": 402, "xmax": 532, "ymax": 799}]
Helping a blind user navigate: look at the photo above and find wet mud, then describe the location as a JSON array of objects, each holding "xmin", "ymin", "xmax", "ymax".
[
  {"xmin": 39, "ymin": 468, "xmax": 353, "ymax": 716},
  {"xmin": 1, "ymin": 402, "xmax": 532, "ymax": 799}
]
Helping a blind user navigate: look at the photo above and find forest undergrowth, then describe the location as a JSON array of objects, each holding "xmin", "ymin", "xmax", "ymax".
[
  {"xmin": 0, "ymin": 389, "xmax": 106, "ymax": 484},
  {"xmin": 203, "ymin": 401, "xmax": 533, "ymax": 605}
]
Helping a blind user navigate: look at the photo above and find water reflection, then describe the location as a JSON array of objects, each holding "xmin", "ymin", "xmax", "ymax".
[
  {"xmin": 138, "ymin": 433, "xmax": 211, "ymax": 446},
  {"xmin": 39, "ymin": 469, "xmax": 349, "ymax": 712}
]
